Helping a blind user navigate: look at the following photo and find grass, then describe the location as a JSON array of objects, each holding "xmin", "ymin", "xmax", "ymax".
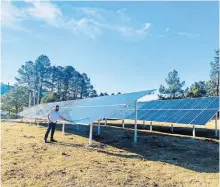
[{"xmin": 1, "ymin": 120, "xmax": 219, "ymax": 187}]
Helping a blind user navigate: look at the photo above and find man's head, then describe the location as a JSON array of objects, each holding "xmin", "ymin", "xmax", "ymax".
[{"xmin": 55, "ymin": 105, "xmax": 59, "ymax": 111}]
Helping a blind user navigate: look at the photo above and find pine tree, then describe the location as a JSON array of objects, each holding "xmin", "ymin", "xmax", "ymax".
[{"xmin": 159, "ymin": 69, "xmax": 186, "ymax": 99}]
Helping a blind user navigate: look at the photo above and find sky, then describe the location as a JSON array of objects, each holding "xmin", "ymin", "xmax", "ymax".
[{"xmin": 1, "ymin": 1, "xmax": 219, "ymax": 94}]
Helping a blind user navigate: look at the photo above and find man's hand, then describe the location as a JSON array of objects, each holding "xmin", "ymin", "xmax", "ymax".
[
  {"xmin": 60, "ymin": 116, "xmax": 66, "ymax": 121},
  {"xmin": 47, "ymin": 114, "xmax": 51, "ymax": 122}
]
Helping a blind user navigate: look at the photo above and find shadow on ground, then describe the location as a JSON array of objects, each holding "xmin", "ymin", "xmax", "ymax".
[{"xmin": 38, "ymin": 122, "xmax": 219, "ymax": 173}]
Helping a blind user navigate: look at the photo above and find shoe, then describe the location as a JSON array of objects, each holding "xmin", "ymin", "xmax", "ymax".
[
  {"xmin": 44, "ymin": 138, "xmax": 49, "ymax": 143},
  {"xmin": 50, "ymin": 139, "xmax": 58, "ymax": 142}
]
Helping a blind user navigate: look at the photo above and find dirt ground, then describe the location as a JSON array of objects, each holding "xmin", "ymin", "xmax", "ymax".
[{"xmin": 1, "ymin": 120, "xmax": 219, "ymax": 187}]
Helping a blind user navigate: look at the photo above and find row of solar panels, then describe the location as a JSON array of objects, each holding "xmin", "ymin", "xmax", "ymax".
[
  {"xmin": 19, "ymin": 90, "xmax": 154, "ymax": 124},
  {"xmin": 107, "ymin": 96, "xmax": 219, "ymax": 125},
  {"xmin": 138, "ymin": 96, "xmax": 219, "ymax": 110}
]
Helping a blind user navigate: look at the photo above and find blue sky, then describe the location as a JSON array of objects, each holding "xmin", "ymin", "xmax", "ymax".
[{"xmin": 1, "ymin": 1, "xmax": 219, "ymax": 94}]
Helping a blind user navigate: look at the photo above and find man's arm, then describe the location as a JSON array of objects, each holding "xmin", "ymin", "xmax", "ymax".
[
  {"xmin": 59, "ymin": 116, "xmax": 66, "ymax": 121},
  {"xmin": 48, "ymin": 114, "xmax": 51, "ymax": 122}
]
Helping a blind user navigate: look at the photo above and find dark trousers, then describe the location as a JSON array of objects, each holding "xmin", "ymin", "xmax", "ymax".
[{"xmin": 45, "ymin": 122, "xmax": 56, "ymax": 140}]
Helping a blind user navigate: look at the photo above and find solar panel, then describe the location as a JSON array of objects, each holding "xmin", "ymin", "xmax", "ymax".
[
  {"xmin": 107, "ymin": 109, "xmax": 134, "ymax": 119},
  {"xmin": 139, "ymin": 100, "xmax": 163, "ymax": 109},
  {"xmin": 190, "ymin": 109, "xmax": 217, "ymax": 125},
  {"xmin": 176, "ymin": 110, "xmax": 203, "ymax": 124},
  {"xmin": 139, "ymin": 110, "xmax": 159, "ymax": 120},
  {"xmin": 166, "ymin": 110, "xmax": 189, "ymax": 123},
  {"xmin": 125, "ymin": 112, "xmax": 136, "ymax": 120},
  {"xmin": 147, "ymin": 110, "xmax": 168, "ymax": 121},
  {"xmin": 181, "ymin": 98, "xmax": 203, "ymax": 109},
  {"xmin": 171, "ymin": 99, "xmax": 190, "ymax": 109},
  {"xmin": 156, "ymin": 110, "xmax": 179, "ymax": 122},
  {"xmin": 137, "ymin": 110, "xmax": 151, "ymax": 120},
  {"xmin": 206, "ymin": 97, "xmax": 219, "ymax": 109},
  {"xmin": 193, "ymin": 97, "xmax": 217, "ymax": 109},
  {"xmin": 110, "ymin": 96, "xmax": 219, "ymax": 126},
  {"xmin": 158, "ymin": 101, "xmax": 177, "ymax": 109},
  {"xmin": 139, "ymin": 101, "xmax": 155, "ymax": 109},
  {"xmin": 19, "ymin": 90, "xmax": 154, "ymax": 125}
]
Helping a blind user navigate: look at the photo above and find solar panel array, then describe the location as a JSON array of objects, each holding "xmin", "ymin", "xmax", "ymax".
[
  {"xmin": 19, "ymin": 90, "xmax": 154, "ymax": 125},
  {"xmin": 107, "ymin": 96, "xmax": 219, "ymax": 125}
]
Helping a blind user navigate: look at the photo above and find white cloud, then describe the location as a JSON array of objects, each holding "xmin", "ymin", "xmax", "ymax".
[
  {"xmin": 1, "ymin": 1, "xmax": 63, "ymax": 30},
  {"xmin": 178, "ymin": 32, "xmax": 200, "ymax": 37},
  {"xmin": 144, "ymin": 23, "xmax": 151, "ymax": 30},
  {"xmin": 116, "ymin": 8, "xmax": 131, "ymax": 23},
  {"xmin": 79, "ymin": 7, "xmax": 106, "ymax": 22},
  {"xmin": 69, "ymin": 7, "xmax": 151, "ymax": 38},
  {"xmin": 155, "ymin": 28, "xmax": 200, "ymax": 39},
  {"xmin": 65, "ymin": 18, "xmax": 102, "ymax": 39},
  {"xmin": 165, "ymin": 28, "xmax": 170, "ymax": 32},
  {"xmin": 25, "ymin": 1, "xmax": 63, "ymax": 28},
  {"xmin": 108, "ymin": 22, "xmax": 151, "ymax": 37},
  {"xmin": 26, "ymin": 2, "xmax": 62, "ymax": 21},
  {"xmin": 1, "ymin": 1, "xmax": 28, "ymax": 31},
  {"xmin": 2, "ymin": 2, "xmax": 152, "ymax": 39}
]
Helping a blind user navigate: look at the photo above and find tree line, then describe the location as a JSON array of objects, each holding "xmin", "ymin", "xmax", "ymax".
[
  {"xmin": 1, "ymin": 54, "xmax": 122, "ymax": 114},
  {"xmin": 15, "ymin": 55, "xmax": 99, "ymax": 105},
  {"xmin": 2, "ymin": 55, "xmax": 97, "ymax": 114},
  {"xmin": 1, "ymin": 49, "xmax": 219, "ymax": 115},
  {"xmin": 158, "ymin": 49, "xmax": 219, "ymax": 99}
]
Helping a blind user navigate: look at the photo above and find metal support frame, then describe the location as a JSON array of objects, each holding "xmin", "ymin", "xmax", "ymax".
[
  {"xmin": 97, "ymin": 120, "xmax": 101, "ymax": 135},
  {"xmin": 105, "ymin": 119, "xmax": 107, "ymax": 126},
  {"xmin": 62, "ymin": 123, "xmax": 65, "ymax": 136},
  {"xmin": 77, "ymin": 124, "xmax": 80, "ymax": 131},
  {"xmin": 171, "ymin": 124, "xmax": 174, "ymax": 132},
  {"xmin": 37, "ymin": 119, "xmax": 39, "ymax": 127},
  {"xmin": 134, "ymin": 100, "xmax": 138, "ymax": 143},
  {"xmin": 122, "ymin": 119, "xmax": 125, "ymax": 128},
  {"xmin": 89, "ymin": 123, "xmax": 93, "ymax": 145},
  {"xmin": 150, "ymin": 121, "xmax": 152, "ymax": 132},
  {"xmin": 28, "ymin": 91, "xmax": 32, "ymax": 107},
  {"xmin": 192, "ymin": 125, "xmax": 195, "ymax": 139},
  {"xmin": 215, "ymin": 114, "xmax": 218, "ymax": 137},
  {"xmin": 7, "ymin": 114, "xmax": 10, "ymax": 121},
  {"xmin": 143, "ymin": 120, "xmax": 145, "ymax": 128}
]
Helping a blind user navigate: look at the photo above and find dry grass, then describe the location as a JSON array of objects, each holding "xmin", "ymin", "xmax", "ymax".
[{"xmin": 1, "ymin": 120, "xmax": 219, "ymax": 187}]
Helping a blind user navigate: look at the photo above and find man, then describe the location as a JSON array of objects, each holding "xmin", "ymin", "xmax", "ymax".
[{"xmin": 44, "ymin": 105, "xmax": 66, "ymax": 143}]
